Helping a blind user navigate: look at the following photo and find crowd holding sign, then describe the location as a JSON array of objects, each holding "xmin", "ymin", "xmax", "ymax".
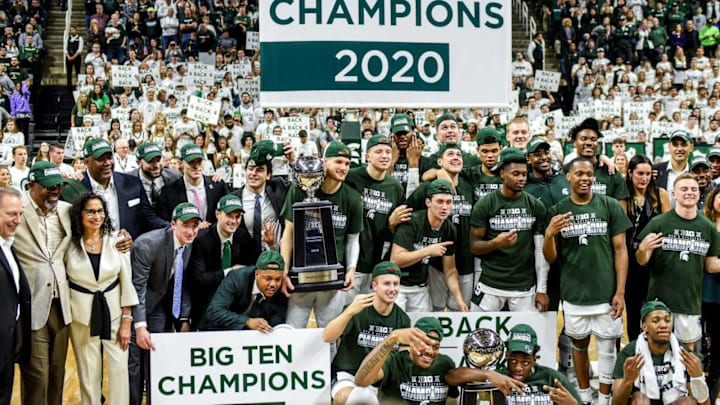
[
  {"xmin": 533, "ymin": 70, "xmax": 561, "ymax": 92},
  {"xmin": 186, "ymin": 95, "xmax": 222, "ymax": 124},
  {"xmin": 65, "ymin": 126, "xmax": 101, "ymax": 157},
  {"xmin": 111, "ymin": 65, "xmax": 139, "ymax": 87},
  {"xmin": 278, "ymin": 116, "xmax": 310, "ymax": 146},
  {"xmin": 187, "ymin": 63, "xmax": 215, "ymax": 87},
  {"xmin": 245, "ymin": 31, "xmax": 259, "ymax": 50}
]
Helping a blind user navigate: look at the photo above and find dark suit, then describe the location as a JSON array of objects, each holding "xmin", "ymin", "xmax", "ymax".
[
  {"xmin": 185, "ymin": 223, "xmax": 260, "ymax": 329},
  {"xmin": 653, "ymin": 161, "xmax": 674, "ymax": 191},
  {"xmin": 80, "ymin": 171, "xmax": 168, "ymax": 239},
  {"xmin": 156, "ymin": 175, "xmax": 230, "ymax": 223},
  {"xmin": 0, "ymin": 247, "xmax": 31, "ymax": 405},
  {"xmin": 128, "ymin": 167, "xmax": 183, "ymax": 205},
  {"xmin": 204, "ymin": 266, "xmax": 288, "ymax": 331},
  {"xmin": 231, "ymin": 177, "xmax": 291, "ymax": 235}
]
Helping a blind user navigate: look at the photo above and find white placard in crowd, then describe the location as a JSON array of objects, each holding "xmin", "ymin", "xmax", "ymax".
[
  {"xmin": 187, "ymin": 95, "xmax": 222, "ymax": 124},
  {"xmin": 139, "ymin": 65, "xmax": 160, "ymax": 82},
  {"xmin": 460, "ymin": 140, "xmax": 477, "ymax": 155},
  {"xmin": 594, "ymin": 100, "xmax": 622, "ymax": 119},
  {"xmin": 237, "ymin": 78, "xmax": 260, "ymax": 102},
  {"xmin": 623, "ymin": 101, "xmax": 653, "ymax": 122},
  {"xmin": 279, "ymin": 116, "xmax": 310, "ymax": 144},
  {"xmin": 533, "ymin": 70, "xmax": 561, "ymax": 92},
  {"xmin": 651, "ymin": 120, "xmax": 675, "ymax": 139},
  {"xmin": 232, "ymin": 163, "xmax": 246, "ymax": 188},
  {"xmin": 150, "ymin": 329, "xmax": 331, "ymax": 405},
  {"xmin": 245, "ymin": 31, "xmax": 259, "ymax": 50},
  {"xmin": 65, "ymin": 126, "xmax": 101, "ymax": 158},
  {"xmin": 187, "ymin": 63, "xmax": 215, "ymax": 87},
  {"xmin": 626, "ymin": 119, "xmax": 645, "ymax": 138},
  {"xmin": 0, "ymin": 144, "xmax": 11, "ymax": 166},
  {"xmin": 111, "ymin": 65, "xmax": 139, "ymax": 87},
  {"xmin": 577, "ymin": 100, "xmax": 595, "ymax": 117},
  {"xmin": 408, "ymin": 312, "xmax": 557, "ymax": 367},
  {"xmin": 555, "ymin": 116, "xmax": 583, "ymax": 138},
  {"xmin": 112, "ymin": 106, "xmax": 132, "ymax": 121}
]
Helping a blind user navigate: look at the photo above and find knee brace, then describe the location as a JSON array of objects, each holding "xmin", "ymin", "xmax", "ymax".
[
  {"xmin": 346, "ymin": 387, "xmax": 380, "ymax": 405},
  {"xmin": 596, "ymin": 338, "xmax": 617, "ymax": 385}
]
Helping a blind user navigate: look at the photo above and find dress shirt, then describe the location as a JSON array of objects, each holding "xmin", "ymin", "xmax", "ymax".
[
  {"xmin": 88, "ymin": 172, "xmax": 120, "ymax": 230},
  {"xmin": 184, "ymin": 177, "xmax": 207, "ymax": 221}
]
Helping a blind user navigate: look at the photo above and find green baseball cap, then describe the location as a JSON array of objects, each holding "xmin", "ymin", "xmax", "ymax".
[
  {"xmin": 324, "ymin": 141, "xmax": 351, "ymax": 159},
  {"xmin": 426, "ymin": 179, "xmax": 455, "ymax": 197},
  {"xmin": 27, "ymin": 161, "xmax": 66, "ymax": 188},
  {"xmin": 216, "ymin": 195, "xmax": 244, "ymax": 213},
  {"xmin": 172, "ymin": 202, "xmax": 201, "ymax": 222},
  {"xmin": 249, "ymin": 140, "xmax": 285, "ymax": 167},
  {"xmin": 415, "ymin": 317, "xmax": 443, "ymax": 342},
  {"xmin": 527, "ymin": 137, "xmax": 551, "ymax": 153},
  {"xmin": 371, "ymin": 261, "xmax": 408, "ymax": 278},
  {"xmin": 690, "ymin": 155, "xmax": 710, "ymax": 171},
  {"xmin": 256, "ymin": 250, "xmax": 285, "ymax": 271},
  {"xmin": 476, "ymin": 127, "xmax": 502, "ymax": 145},
  {"xmin": 180, "ymin": 144, "xmax": 205, "ymax": 162},
  {"xmin": 641, "ymin": 300, "xmax": 671, "ymax": 321},
  {"xmin": 391, "ymin": 113, "xmax": 413, "ymax": 134},
  {"xmin": 670, "ymin": 130, "xmax": 693, "ymax": 144},
  {"xmin": 366, "ymin": 134, "xmax": 392, "ymax": 152},
  {"xmin": 506, "ymin": 324, "xmax": 538, "ymax": 355},
  {"xmin": 435, "ymin": 112, "xmax": 457, "ymax": 127},
  {"xmin": 83, "ymin": 138, "xmax": 113, "ymax": 159},
  {"xmin": 492, "ymin": 147, "xmax": 528, "ymax": 174},
  {"xmin": 437, "ymin": 142, "xmax": 462, "ymax": 157},
  {"xmin": 136, "ymin": 142, "xmax": 163, "ymax": 162},
  {"xmin": 707, "ymin": 147, "xmax": 720, "ymax": 159}
]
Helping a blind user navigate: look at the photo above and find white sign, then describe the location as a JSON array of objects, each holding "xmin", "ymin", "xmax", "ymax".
[
  {"xmin": 260, "ymin": 1, "xmax": 512, "ymax": 107},
  {"xmin": 187, "ymin": 95, "xmax": 222, "ymax": 124},
  {"xmin": 237, "ymin": 78, "xmax": 260, "ymax": 103},
  {"xmin": 65, "ymin": 126, "xmax": 101, "ymax": 157},
  {"xmin": 111, "ymin": 65, "xmax": 139, "ymax": 87},
  {"xmin": 150, "ymin": 329, "xmax": 331, "ymax": 405},
  {"xmin": 0, "ymin": 144, "xmax": 11, "ymax": 166},
  {"xmin": 408, "ymin": 312, "xmax": 558, "ymax": 368},
  {"xmin": 279, "ymin": 116, "xmax": 310, "ymax": 146},
  {"xmin": 187, "ymin": 63, "xmax": 215, "ymax": 87},
  {"xmin": 534, "ymin": 70, "xmax": 561, "ymax": 92},
  {"xmin": 246, "ymin": 31, "xmax": 259, "ymax": 50},
  {"xmin": 232, "ymin": 163, "xmax": 246, "ymax": 188}
]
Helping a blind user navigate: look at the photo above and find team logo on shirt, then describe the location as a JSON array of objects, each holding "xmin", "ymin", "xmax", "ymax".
[
  {"xmin": 560, "ymin": 212, "xmax": 607, "ymax": 244},
  {"xmin": 507, "ymin": 387, "xmax": 552, "ymax": 405},
  {"xmin": 489, "ymin": 208, "xmax": 536, "ymax": 231},
  {"xmin": 331, "ymin": 205, "xmax": 348, "ymax": 229},
  {"xmin": 578, "ymin": 234, "xmax": 588, "ymax": 246},
  {"xmin": 392, "ymin": 162, "xmax": 408, "ymax": 183},
  {"xmin": 592, "ymin": 179, "xmax": 607, "ymax": 195},
  {"xmin": 662, "ymin": 229, "xmax": 710, "ymax": 259},
  {"xmin": 414, "ymin": 236, "xmax": 442, "ymax": 264},
  {"xmin": 451, "ymin": 194, "xmax": 473, "ymax": 224},
  {"xmin": 357, "ymin": 324, "xmax": 397, "ymax": 349},
  {"xmin": 400, "ymin": 375, "xmax": 449, "ymax": 403},
  {"xmin": 362, "ymin": 189, "xmax": 393, "ymax": 219},
  {"xmin": 474, "ymin": 183, "xmax": 501, "ymax": 201}
]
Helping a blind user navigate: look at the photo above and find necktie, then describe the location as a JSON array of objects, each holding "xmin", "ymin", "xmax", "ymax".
[
  {"xmin": 150, "ymin": 181, "xmax": 160, "ymax": 206},
  {"xmin": 253, "ymin": 194, "xmax": 262, "ymax": 251},
  {"xmin": 172, "ymin": 246, "xmax": 185, "ymax": 319},
  {"xmin": 249, "ymin": 293, "xmax": 264, "ymax": 318},
  {"xmin": 191, "ymin": 187, "xmax": 205, "ymax": 221},
  {"xmin": 222, "ymin": 240, "xmax": 231, "ymax": 270}
]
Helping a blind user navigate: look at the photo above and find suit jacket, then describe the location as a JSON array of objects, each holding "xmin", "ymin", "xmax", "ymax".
[
  {"xmin": 127, "ymin": 167, "xmax": 183, "ymax": 202},
  {"xmin": 64, "ymin": 234, "xmax": 138, "ymax": 327},
  {"xmin": 203, "ymin": 266, "xmax": 287, "ymax": 331},
  {"xmin": 0, "ymin": 246, "xmax": 31, "ymax": 364},
  {"xmin": 653, "ymin": 161, "xmax": 689, "ymax": 191},
  {"xmin": 81, "ymin": 171, "xmax": 168, "ymax": 239},
  {"xmin": 13, "ymin": 195, "xmax": 73, "ymax": 330},
  {"xmin": 156, "ymin": 175, "xmax": 230, "ymax": 223},
  {"xmin": 131, "ymin": 227, "xmax": 192, "ymax": 326},
  {"xmin": 231, "ymin": 176, "xmax": 291, "ymax": 234},
  {"xmin": 185, "ymin": 223, "xmax": 260, "ymax": 327}
]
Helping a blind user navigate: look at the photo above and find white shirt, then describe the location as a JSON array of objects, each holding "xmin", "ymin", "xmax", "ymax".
[
  {"xmin": 9, "ymin": 166, "xmax": 28, "ymax": 190},
  {"xmin": 114, "ymin": 154, "xmax": 139, "ymax": 173},
  {"xmin": 88, "ymin": 172, "xmax": 120, "ymax": 230},
  {"xmin": 665, "ymin": 162, "xmax": 689, "ymax": 206},
  {"xmin": 0, "ymin": 237, "xmax": 20, "ymax": 319},
  {"xmin": 241, "ymin": 188, "xmax": 280, "ymax": 243},
  {"xmin": 184, "ymin": 177, "xmax": 207, "ymax": 221},
  {"xmin": 296, "ymin": 140, "xmax": 318, "ymax": 157}
]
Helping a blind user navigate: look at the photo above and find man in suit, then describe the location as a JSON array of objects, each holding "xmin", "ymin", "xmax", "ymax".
[
  {"xmin": 128, "ymin": 142, "xmax": 182, "ymax": 208},
  {"xmin": 157, "ymin": 143, "xmax": 230, "ymax": 226},
  {"xmin": 14, "ymin": 162, "xmax": 73, "ymax": 405},
  {"xmin": 81, "ymin": 137, "xmax": 168, "ymax": 239},
  {"xmin": 0, "ymin": 187, "xmax": 31, "ymax": 405},
  {"xmin": 204, "ymin": 250, "xmax": 288, "ymax": 331},
  {"xmin": 231, "ymin": 140, "xmax": 293, "ymax": 252},
  {"xmin": 186, "ymin": 195, "xmax": 260, "ymax": 329},
  {"xmin": 128, "ymin": 202, "xmax": 201, "ymax": 405},
  {"xmin": 654, "ymin": 130, "xmax": 694, "ymax": 205}
]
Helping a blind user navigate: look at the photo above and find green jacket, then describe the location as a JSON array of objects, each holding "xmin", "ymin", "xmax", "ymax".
[
  {"xmin": 649, "ymin": 26, "xmax": 669, "ymax": 47},
  {"xmin": 524, "ymin": 172, "xmax": 571, "ymax": 209}
]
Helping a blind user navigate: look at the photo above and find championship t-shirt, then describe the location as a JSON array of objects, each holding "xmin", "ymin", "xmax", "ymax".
[
  {"xmin": 498, "ymin": 364, "xmax": 582, "ymax": 405},
  {"xmin": 461, "ymin": 166, "xmax": 503, "ymax": 203},
  {"xmin": 590, "ymin": 163, "xmax": 630, "ymax": 200},
  {"xmin": 379, "ymin": 350, "xmax": 456, "ymax": 405}
]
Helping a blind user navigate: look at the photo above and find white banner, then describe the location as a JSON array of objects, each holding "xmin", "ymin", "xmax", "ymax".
[
  {"xmin": 408, "ymin": 312, "xmax": 558, "ymax": 368},
  {"xmin": 533, "ymin": 70, "xmax": 561, "ymax": 92},
  {"xmin": 187, "ymin": 63, "xmax": 215, "ymax": 87},
  {"xmin": 65, "ymin": 126, "xmax": 101, "ymax": 157},
  {"xmin": 187, "ymin": 95, "xmax": 222, "ymax": 124},
  {"xmin": 111, "ymin": 65, "xmax": 139, "ymax": 87},
  {"xmin": 279, "ymin": 116, "xmax": 310, "ymax": 145},
  {"xmin": 259, "ymin": 1, "xmax": 511, "ymax": 107},
  {"xmin": 246, "ymin": 31, "xmax": 259, "ymax": 50},
  {"xmin": 237, "ymin": 77, "xmax": 260, "ymax": 103},
  {"xmin": 150, "ymin": 329, "xmax": 331, "ymax": 405}
]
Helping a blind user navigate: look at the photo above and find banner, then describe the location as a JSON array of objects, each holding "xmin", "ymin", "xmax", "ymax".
[
  {"xmin": 260, "ymin": 1, "xmax": 511, "ymax": 107},
  {"xmin": 65, "ymin": 126, "xmax": 101, "ymax": 157},
  {"xmin": 237, "ymin": 77, "xmax": 260, "ymax": 102},
  {"xmin": 111, "ymin": 65, "xmax": 139, "ymax": 87},
  {"xmin": 187, "ymin": 63, "xmax": 215, "ymax": 87},
  {"xmin": 533, "ymin": 70, "xmax": 561, "ymax": 92},
  {"xmin": 279, "ymin": 116, "xmax": 310, "ymax": 145},
  {"xmin": 187, "ymin": 95, "xmax": 222, "ymax": 124},
  {"xmin": 408, "ymin": 312, "xmax": 557, "ymax": 368},
  {"xmin": 150, "ymin": 329, "xmax": 331, "ymax": 405},
  {"xmin": 246, "ymin": 31, "xmax": 259, "ymax": 50}
]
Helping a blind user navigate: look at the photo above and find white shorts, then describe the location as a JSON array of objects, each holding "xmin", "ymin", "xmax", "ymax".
[
  {"xmin": 331, "ymin": 371, "xmax": 378, "ymax": 399},
  {"xmin": 563, "ymin": 303, "xmax": 623, "ymax": 340},
  {"xmin": 397, "ymin": 285, "xmax": 430, "ymax": 312},
  {"xmin": 428, "ymin": 267, "xmax": 473, "ymax": 311},
  {"xmin": 673, "ymin": 313, "xmax": 702, "ymax": 343},
  {"xmin": 471, "ymin": 292, "xmax": 538, "ymax": 312}
]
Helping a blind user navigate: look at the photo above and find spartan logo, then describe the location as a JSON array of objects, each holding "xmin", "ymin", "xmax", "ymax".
[
  {"xmin": 452, "ymin": 214, "xmax": 460, "ymax": 224},
  {"xmin": 578, "ymin": 234, "xmax": 588, "ymax": 246},
  {"xmin": 562, "ymin": 188, "xmax": 569, "ymax": 196},
  {"xmin": 679, "ymin": 251, "xmax": 690, "ymax": 262},
  {"xmin": 367, "ymin": 209, "xmax": 376, "ymax": 220},
  {"xmin": 420, "ymin": 401, "xmax": 430, "ymax": 405}
]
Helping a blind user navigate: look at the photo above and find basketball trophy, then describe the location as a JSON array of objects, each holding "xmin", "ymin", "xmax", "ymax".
[{"xmin": 459, "ymin": 328, "xmax": 506, "ymax": 405}]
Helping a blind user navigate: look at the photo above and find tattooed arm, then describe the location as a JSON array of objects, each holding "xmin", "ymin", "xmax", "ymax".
[{"xmin": 355, "ymin": 327, "xmax": 434, "ymax": 387}]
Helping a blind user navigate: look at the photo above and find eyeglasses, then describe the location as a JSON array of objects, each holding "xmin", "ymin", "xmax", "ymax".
[{"xmin": 83, "ymin": 209, "xmax": 106, "ymax": 217}]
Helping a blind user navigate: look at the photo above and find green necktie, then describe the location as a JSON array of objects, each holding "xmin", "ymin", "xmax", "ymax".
[{"xmin": 222, "ymin": 240, "xmax": 232, "ymax": 270}]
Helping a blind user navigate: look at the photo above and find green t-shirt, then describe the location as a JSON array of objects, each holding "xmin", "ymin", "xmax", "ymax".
[
  {"xmin": 393, "ymin": 211, "xmax": 457, "ymax": 286},
  {"xmin": 470, "ymin": 189, "xmax": 547, "ymax": 292},
  {"xmin": 405, "ymin": 178, "xmax": 475, "ymax": 275},
  {"xmin": 460, "ymin": 166, "xmax": 503, "ymax": 203},
  {"xmin": 525, "ymin": 172, "xmax": 571, "ymax": 209},
  {"xmin": 589, "ymin": 163, "xmax": 630, "ymax": 200},
  {"xmin": 332, "ymin": 304, "xmax": 411, "ymax": 374},
  {"xmin": 280, "ymin": 183, "xmax": 364, "ymax": 265},
  {"xmin": 547, "ymin": 194, "xmax": 632, "ymax": 305},
  {"xmin": 392, "ymin": 154, "xmax": 411, "ymax": 190},
  {"xmin": 380, "ymin": 350, "xmax": 456, "ymax": 405},
  {"xmin": 637, "ymin": 211, "xmax": 720, "ymax": 315},
  {"xmin": 346, "ymin": 167, "xmax": 405, "ymax": 274},
  {"xmin": 420, "ymin": 150, "xmax": 481, "ymax": 176},
  {"xmin": 499, "ymin": 364, "xmax": 582, "ymax": 405}
]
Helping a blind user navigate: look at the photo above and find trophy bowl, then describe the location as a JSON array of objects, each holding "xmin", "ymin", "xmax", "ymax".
[
  {"xmin": 463, "ymin": 328, "xmax": 505, "ymax": 369},
  {"xmin": 293, "ymin": 156, "xmax": 325, "ymax": 201}
]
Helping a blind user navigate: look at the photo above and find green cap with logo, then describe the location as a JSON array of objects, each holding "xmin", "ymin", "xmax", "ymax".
[
  {"xmin": 437, "ymin": 142, "xmax": 462, "ymax": 157},
  {"xmin": 435, "ymin": 112, "xmax": 457, "ymax": 127},
  {"xmin": 391, "ymin": 113, "xmax": 413, "ymax": 134},
  {"xmin": 426, "ymin": 179, "xmax": 455, "ymax": 197},
  {"xmin": 476, "ymin": 127, "xmax": 502, "ymax": 145},
  {"xmin": 506, "ymin": 324, "xmax": 538, "ymax": 355},
  {"xmin": 249, "ymin": 140, "xmax": 285, "ymax": 167},
  {"xmin": 180, "ymin": 144, "xmax": 205, "ymax": 162},
  {"xmin": 492, "ymin": 147, "xmax": 528, "ymax": 174},
  {"xmin": 670, "ymin": 129, "xmax": 693, "ymax": 144},
  {"xmin": 366, "ymin": 134, "xmax": 392, "ymax": 152},
  {"xmin": 83, "ymin": 138, "xmax": 113, "ymax": 159},
  {"xmin": 27, "ymin": 161, "xmax": 66, "ymax": 188},
  {"xmin": 324, "ymin": 140, "xmax": 351, "ymax": 159},
  {"xmin": 708, "ymin": 147, "xmax": 720, "ymax": 159},
  {"xmin": 256, "ymin": 250, "xmax": 285, "ymax": 271},
  {"xmin": 216, "ymin": 194, "xmax": 244, "ymax": 213},
  {"xmin": 527, "ymin": 137, "xmax": 551, "ymax": 153},
  {"xmin": 641, "ymin": 300, "xmax": 671, "ymax": 321},
  {"xmin": 136, "ymin": 142, "xmax": 163, "ymax": 162},
  {"xmin": 690, "ymin": 155, "xmax": 710, "ymax": 171},
  {"xmin": 415, "ymin": 316, "xmax": 443, "ymax": 342},
  {"xmin": 372, "ymin": 261, "xmax": 408, "ymax": 278},
  {"xmin": 172, "ymin": 202, "xmax": 201, "ymax": 222}
]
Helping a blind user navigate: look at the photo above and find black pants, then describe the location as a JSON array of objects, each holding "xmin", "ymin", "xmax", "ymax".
[
  {"xmin": 625, "ymin": 262, "xmax": 651, "ymax": 341},
  {"xmin": 66, "ymin": 56, "xmax": 81, "ymax": 88},
  {"xmin": 703, "ymin": 301, "xmax": 720, "ymax": 400}
]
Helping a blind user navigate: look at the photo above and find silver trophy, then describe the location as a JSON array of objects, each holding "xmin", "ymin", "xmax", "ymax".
[
  {"xmin": 459, "ymin": 329, "xmax": 506, "ymax": 405},
  {"xmin": 289, "ymin": 156, "xmax": 345, "ymax": 292}
]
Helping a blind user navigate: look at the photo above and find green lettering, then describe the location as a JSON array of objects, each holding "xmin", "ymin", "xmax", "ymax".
[
  {"xmin": 291, "ymin": 371, "xmax": 309, "ymax": 389},
  {"xmin": 190, "ymin": 348, "xmax": 206, "ymax": 367},
  {"xmin": 474, "ymin": 315, "xmax": 493, "ymax": 330},
  {"xmin": 496, "ymin": 316, "xmax": 511, "ymax": 335},
  {"xmin": 456, "ymin": 316, "xmax": 472, "ymax": 337},
  {"xmin": 220, "ymin": 374, "xmax": 239, "ymax": 393},
  {"xmin": 457, "ymin": 1, "xmax": 480, "ymax": 27},
  {"xmin": 328, "ymin": 0, "xmax": 353, "ymax": 24},
  {"xmin": 269, "ymin": 372, "xmax": 289, "ymax": 391},
  {"xmin": 270, "ymin": 0, "xmax": 293, "ymax": 25},
  {"xmin": 260, "ymin": 345, "xmax": 274, "ymax": 364},
  {"xmin": 359, "ymin": 0, "xmax": 384, "ymax": 24},
  {"xmin": 277, "ymin": 344, "xmax": 292, "ymax": 363},
  {"xmin": 159, "ymin": 376, "xmax": 175, "ymax": 395},
  {"xmin": 299, "ymin": 0, "xmax": 322, "ymax": 24},
  {"xmin": 390, "ymin": 0, "xmax": 410, "ymax": 25},
  {"xmin": 311, "ymin": 370, "xmax": 326, "ymax": 389},
  {"xmin": 242, "ymin": 373, "xmax": 258, "ymax": 392},
  {"xmin": 426, "ymin": 0, "xmax": 452, "ymax": 27},
  {"xmin": 484, "ymin": 2, "xmax": 503, "ymax": 29},
  {"xmin": 198, "ymin": 375, "xmax": 217, "ymax": 394},
  {"xmin": 178, "ymin": 375, "xmax": 195, "ymax": 395},
  {"xmin": 439, "ymin": 316, "xmax": 453, "ymax": 338},
  {"xmin": 242, "ymin": 345, "xmax": 258, "ymax": 364}
]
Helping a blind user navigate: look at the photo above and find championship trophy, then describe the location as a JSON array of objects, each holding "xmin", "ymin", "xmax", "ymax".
[
  {"xmin": 288, "ymin": 156, "xmax": 345, "ymax": 292},
  {"xmin": 459, "ymin": 328, "xmax": 507, "ymax": 405}
]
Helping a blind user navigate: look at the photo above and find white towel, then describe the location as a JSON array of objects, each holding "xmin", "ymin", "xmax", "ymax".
[{"xmin": 634, "ymin": 333, "xmax": 687, "ymax": 402}]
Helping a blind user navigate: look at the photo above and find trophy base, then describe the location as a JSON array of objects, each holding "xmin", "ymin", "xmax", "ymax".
[
  {"xmin": 289, "ymin": 264, "xmax": 346, "ymax": 293},
  {"xmin": 459, "ymin": 382, "xmax": 505, "ymax": 405}
]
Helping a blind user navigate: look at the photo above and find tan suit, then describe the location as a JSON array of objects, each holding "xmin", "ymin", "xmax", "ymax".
[
  {"xmin": 14, "ymin": 194, "xmax": 72, "ymax": 405},
  {"xmin": 65, "ymin": 234, "xmax": 138, "ymax": 405}
]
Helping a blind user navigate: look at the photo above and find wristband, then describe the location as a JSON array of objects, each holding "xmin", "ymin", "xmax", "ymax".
[
  {"xmin": 690, "ymin": 376, "xmax": 709, "ymax": 403},
  {"xmin": 121, "ymin": 314, "xmax": 134, "ymax": 321}
]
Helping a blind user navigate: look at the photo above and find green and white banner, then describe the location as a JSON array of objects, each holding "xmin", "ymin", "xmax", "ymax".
[
  {"xmin": 259, "ymin": 0, "xmax": 511, "ymax": 107},
  {"xmin": 150, "ymin": 329, "xmax": 331, "ymax": 404}
]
